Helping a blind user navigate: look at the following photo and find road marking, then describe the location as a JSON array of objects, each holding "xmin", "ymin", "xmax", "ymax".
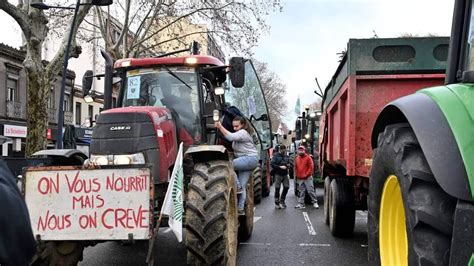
[
  {"xmin": 302, "ymin": 212, "xmax": 316, "ymax": 235},
  {"xmin": 163, "ymin": 228, "xmax": 172, "ymax": 233},
  {"xmin": 361, "ymin": 244, "xmax": 368, "ymax": 248},
  {"xmin": 253, "ymin": 216, "xmax": 262, "ymax": 223},
  {"xmin": 298, "ymin": 243, "xmax": 331, "ymax": 247},
  {"xmin": 239, "ymin": 242, "xmax": 271, "ymax": 246}
]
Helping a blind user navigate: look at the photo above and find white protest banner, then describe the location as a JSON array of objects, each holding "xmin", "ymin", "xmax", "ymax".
[
  {"xmin": 161, "ymin": 142, "xmax": 184, "ymax": 242},
  {"xmin": 24, "ymin": 167, "xmax": 151, "ymax": 240}
]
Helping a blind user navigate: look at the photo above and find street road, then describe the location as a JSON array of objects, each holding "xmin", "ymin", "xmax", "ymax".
[{"xmin": 81, "ymin": 183, "xmax": 368, "ymax": 265}]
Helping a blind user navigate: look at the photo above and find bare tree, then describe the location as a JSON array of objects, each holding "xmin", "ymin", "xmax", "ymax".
[
  {"xmin": 82, "ymin": 0, "xmax": 282, "ymax": 59},
  {"xmin": 0, "ymin": 0, "xmax": 92, "ymax": 155},
  {"xmin": 253, "ymin": 59, "xmax": 287, "ymax": 132}
]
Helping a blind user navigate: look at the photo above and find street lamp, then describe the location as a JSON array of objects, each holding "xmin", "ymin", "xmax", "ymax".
[{"xmin": 31, "ymin": 0, "xmax": 113, "ymax": 149}]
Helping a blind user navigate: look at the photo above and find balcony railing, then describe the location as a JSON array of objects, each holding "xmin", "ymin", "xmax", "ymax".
[
  {"xmin": 47, "ymin": 109, "xmax": 74, "ymax": 125},
  {"xmin": 48, "ymin": 108, "xmax": 57, "ymax": 124},
  {"xmin": 64, "ymin": 111, "xmax": 73, "ymax": 125},
  {"xmin": 6, "ymin": 101, "xmax": 26, "ymax": 119}
]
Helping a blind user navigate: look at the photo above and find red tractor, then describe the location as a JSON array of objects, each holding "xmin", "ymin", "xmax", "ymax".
[{"xmin": 27, "ymin": 48, "xmax": 273, "ymax": 265}]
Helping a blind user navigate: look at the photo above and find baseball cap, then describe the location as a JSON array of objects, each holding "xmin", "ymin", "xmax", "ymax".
[{"xmin": 297, "ymin": 146, "xmax": 306, "ymax": 151}]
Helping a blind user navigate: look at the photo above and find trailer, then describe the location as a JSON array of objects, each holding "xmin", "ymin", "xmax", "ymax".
[{"xmin": 319, "ymin": 37, "xmax": 449, "ymax": 236}]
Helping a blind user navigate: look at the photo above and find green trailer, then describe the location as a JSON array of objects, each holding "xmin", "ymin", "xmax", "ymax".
[{"xmin": 368, "ymin": 1, "xmax": 474, "ymax": 265}]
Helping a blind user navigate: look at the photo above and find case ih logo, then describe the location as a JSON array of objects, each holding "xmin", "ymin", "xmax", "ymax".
[{"xmin": 109, "ymin": 126, "xmax": 132, "ymax": 131}]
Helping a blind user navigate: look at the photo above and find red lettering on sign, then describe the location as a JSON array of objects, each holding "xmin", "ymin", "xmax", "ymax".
[
  {"xmin": 37, "ymin": 210, "xmax": 71, "ymax": 231},
  {"xmin": 65, "ymin": 171, "xmax": 101, "ymax": 193},
  {"xmin": 105, "ymin": 174, "xmax": 149, "ymax": 192},
  {"xmin": 72, "ymin": 194, "xmax": 106, "ymax": 209},
  {"xmin": 37, "ymin": 174, "xmax": 59, "ymax": 195},
  {"xmin": 79, "ymin": 213, "xmax": 97, "ymax": 229},
  {"xmin": 100, "ymin": 206, "xmax": 149, "ymax": 229}
]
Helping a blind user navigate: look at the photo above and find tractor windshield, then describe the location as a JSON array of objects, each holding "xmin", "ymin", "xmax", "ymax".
[
  {"xmin": 122, "ymin": 67, "xmax": 202, "ymax": 139},
  {"xmin": 466, "ymin": 1, "xmax": 474, "ymax": 71}
]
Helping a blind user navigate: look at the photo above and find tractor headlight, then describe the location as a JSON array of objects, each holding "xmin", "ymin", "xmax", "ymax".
[
  {"xmin": 114, "ymin": 155, "xmax": 131, "ymax": 165},
  {"xmin": 90, "ymin": 155, "xmax": 110, "ymax": 165},
  {"xmin": 113, "ymin": 152, "xmax": 146, "ymax": 165},
  {"xmin": 130, "ymin": 152, "xmax": 146, "ymax": 164}
]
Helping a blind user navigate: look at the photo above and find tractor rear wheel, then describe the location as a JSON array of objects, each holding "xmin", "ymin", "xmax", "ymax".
[
  {"xmin": 368, "ymin": 123, "xmax": 456, "ymax": 265},
  {"xmin": 34, "ymin": 241, "xmax": 84, "ymax": 265},
  {"xmin": 328, "ymin": 178, "xmax": 355, "ymax": 237},
  {"xmin": 238, "ymin": 170, "xmax": 255, "ymax": 242},
  {"xmin": 253, "ymin": 167, "xmax": 262, "ymax": 204},
  {"xmin": 185, "ymin": 160, "xmax": 238, "ymax": 265},
  {"xmin": 262, "ymin": 163, "xmax": 270, "ymax": 198}
]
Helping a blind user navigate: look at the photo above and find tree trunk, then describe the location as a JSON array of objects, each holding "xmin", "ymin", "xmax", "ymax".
[{"xmin": 25, "ymin": 71, "xmax": 51, "ymax": 156}]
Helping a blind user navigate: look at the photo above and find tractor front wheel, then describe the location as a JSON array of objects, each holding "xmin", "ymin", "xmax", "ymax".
[
  {"xmin": 185, "ymin": 160, "xmax": 238, "ymax": 265},
  {"xmin": 253, "ymin": 167, "xmax": 262, "ymax": 204},
  {"xmin": 368, "ymin": 123, "xmax": 456, "ymax": 265}
]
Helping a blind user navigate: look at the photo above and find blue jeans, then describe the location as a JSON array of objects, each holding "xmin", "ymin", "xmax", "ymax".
[{"xmin": 233, "ymin": 155, "xmax": 259, "ymax": 210}]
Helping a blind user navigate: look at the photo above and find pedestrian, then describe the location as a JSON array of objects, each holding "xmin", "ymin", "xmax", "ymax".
[
  {"xmin": 294, "ymin": 146, "xmax": 319, "ymax": 209},
  {"xmin": 271, "ymin": 144, "xmax": 290, "ymax": 209},
  {"xmin": 215, "ymin": 116, "xmax": 259, "ymax": 215},
  {"xmin": 0, "ymin": 156, "xmax": 36, "ymax": 265}
]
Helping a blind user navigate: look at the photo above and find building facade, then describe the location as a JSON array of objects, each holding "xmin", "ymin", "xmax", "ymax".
[{"xmin": 0, "ymin": 43, "xmax": 102, "ymax": 158}]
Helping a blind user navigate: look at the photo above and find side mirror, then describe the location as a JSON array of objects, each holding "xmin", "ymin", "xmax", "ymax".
[
  {"xmin": 91, "ymin": 0, "xmax": 113, "ymax": 6},
  {"xmin": 257, "ymin": 114, "xmax": 268, "ymax": 121},
  {"xmin": 82, "ymin": 70, "xmax": 93, "ymax": 97},
  {"xmin": 229, "ymin": 57, "xmax": 245, "ymax": 88}
]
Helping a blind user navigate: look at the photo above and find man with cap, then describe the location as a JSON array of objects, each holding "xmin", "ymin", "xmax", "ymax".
[
  {"xmin": 270, "ymin": 144, "xmax": 290, "ymax": 209},
  {"xmin": 294, "ymin": 145, "xmax": 319, "ymax": 209}
]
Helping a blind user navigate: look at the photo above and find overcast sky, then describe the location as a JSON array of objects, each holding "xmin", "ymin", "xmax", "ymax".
[
  {"xmin": 0, "ymin": 0, "xmax": 454, "ymax": 126},
  {"xmin": 252, "ymin": 0, "xmax": 454, "ymax": 125}
]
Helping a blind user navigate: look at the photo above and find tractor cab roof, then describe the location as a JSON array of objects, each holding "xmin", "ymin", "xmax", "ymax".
[{"xmin": 114, "ymin": 55, "xmax": 225, "ymax": 69}]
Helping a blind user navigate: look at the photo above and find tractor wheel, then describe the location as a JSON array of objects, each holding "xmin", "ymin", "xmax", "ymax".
[
  {"xmin": 262, "ymin": 167, "xmax": 270, "ymax": 198},
  {"xmin": 253, "ymin": 167, "xmax": 262, "ymax": 204},
  {"xmin": 34, "ymin": 241, "xmax": 84, "ymax": 265},
  {"xmin": 238, "ymin": 170, "xmax": 255, "ymax": 242},
  {"xmin": 323, "ymin": 176, "xmax": 331, "ymax": 225},
  {"xmin": 185, "ymin": 160, "xmax": 238, "ymax": 265},
  {"xmin": 329, "ymin": 178, "xmax": 355, "ymax": 237},
  {"xmin": 368, "ymin": 123, "xmax": 456, "ymax": 265}
]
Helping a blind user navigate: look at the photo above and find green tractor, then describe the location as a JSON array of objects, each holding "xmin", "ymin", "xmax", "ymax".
[{"xmin": 368, "ymin": 1, "xmax": 474, "ymax": 265}]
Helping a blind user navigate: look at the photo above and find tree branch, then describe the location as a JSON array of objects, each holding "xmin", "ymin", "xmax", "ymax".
[
  {"xmin": 0, "ymin": 0, "xmax": 31, "ymax": 39},
  {"xmin": 45, "ymin": 4, "xmax": 92, "ymax": 78}
]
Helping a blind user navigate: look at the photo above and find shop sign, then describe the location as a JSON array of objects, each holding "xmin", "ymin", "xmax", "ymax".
[{"xmin": 4, "ymin": 125, "xmax": 27, "ymax": 138}]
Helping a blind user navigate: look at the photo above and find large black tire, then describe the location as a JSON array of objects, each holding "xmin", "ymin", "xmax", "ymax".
[
  {"xmin": 33, "ymin": 241, "xmax": 84, "ymax": 266},
  {"xmin": 323, "ymin": 176, "xmax": 331, "ymax": 225},
  {"xmin": 262, "ymin": 164, "xmax": 270, "ymax": 198},
  {"xmin": 253, "ymin": 167, "xmax": 262, "ymax": 204},
  {"xmin": 368, "ymin": 123, "xmax": 456, "ymax": 265},
  {"xmin": 185, "ymin": 160, "xmax": 238, "ymax": 265},
  {"xmin": 238, "ymin": 171, "xmax": 254, "ymax": 242},
  {"xmin": 329, "ymin": 178, "xmax": 355, "ymax": 237}
]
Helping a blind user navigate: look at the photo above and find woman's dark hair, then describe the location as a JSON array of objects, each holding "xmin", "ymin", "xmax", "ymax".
[{"xmin": 233, "ymin": 116, "xmax": 253, "ymax": 134}]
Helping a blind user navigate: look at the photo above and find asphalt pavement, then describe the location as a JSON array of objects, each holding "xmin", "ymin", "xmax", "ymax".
[{"xmin": 81, "ymin": 181, "xmax": 368, "ymax": 265}]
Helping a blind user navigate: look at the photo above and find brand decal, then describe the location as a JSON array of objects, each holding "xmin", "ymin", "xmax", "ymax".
[{"xmin": 109, "ymin": 126, "xmax": 132, "ymax": 131}]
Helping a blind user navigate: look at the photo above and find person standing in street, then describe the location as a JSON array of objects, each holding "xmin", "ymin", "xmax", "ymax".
[
  {"xmin": 294, "ymin": 146, "xmax": 319, "ymax": 209},
  {"xmin": 271, "ymin": 144, "xmax": 290, "ymax": 209}
]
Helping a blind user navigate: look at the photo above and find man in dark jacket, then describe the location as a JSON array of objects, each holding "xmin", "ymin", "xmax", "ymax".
[
  {"xmin": 0, "ymin": 155, "xmax": 36, "ymax": 265},
  {"xmin": 271, "ymin": 144, "xmax": 290, "ymax": 209}
]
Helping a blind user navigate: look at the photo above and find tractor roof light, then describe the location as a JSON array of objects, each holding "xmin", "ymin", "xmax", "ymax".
[
  {"xmin": 121, "ymin": 60, "xmax": 131, "ymax": 67},
  {"xmin": 309, "ymin": 112, "xmax": 316, "ymax": 119},
  {"xmin": 185, "ymin": 57, "xmax": 198, "ymax": 65}
]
